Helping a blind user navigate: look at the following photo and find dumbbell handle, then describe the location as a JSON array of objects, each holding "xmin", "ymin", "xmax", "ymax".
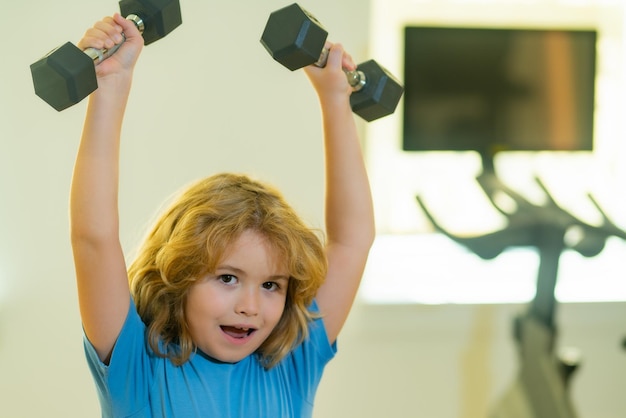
[
  {"xmin": 83, "ymin": 14, "xmax": 145, "ymax": 64},
  {"xmin": 315, "ymin": 47, "xmax": 366, "ymax": 92}
]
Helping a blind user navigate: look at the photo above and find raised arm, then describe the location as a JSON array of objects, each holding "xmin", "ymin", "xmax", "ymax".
[
  {"xmin": 70, "ymin": 14, "xmax": 144, "ymax": 363},
  {"xmin": 304, "ymin": 44, "xmax": 376, "ymax": 344}
]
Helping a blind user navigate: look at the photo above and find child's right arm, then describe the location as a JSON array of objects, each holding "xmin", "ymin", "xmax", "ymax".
[{"xmin": 70, "ymin": 14, "xmax": 144, "ymax": 363}]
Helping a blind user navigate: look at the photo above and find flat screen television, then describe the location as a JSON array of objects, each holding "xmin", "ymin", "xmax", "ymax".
[{"xmin": 402, "ymin": 26, "xmax": 597, "ymax": 153}]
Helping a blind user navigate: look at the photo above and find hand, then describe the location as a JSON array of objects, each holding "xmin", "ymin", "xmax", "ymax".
[
  {"xmin": 77, "ymin": 14, "xmax": 144, "ymax": 81},
  {"xmin": 304, "ymin": 43, "xmax": 356, "ymax": 104}
]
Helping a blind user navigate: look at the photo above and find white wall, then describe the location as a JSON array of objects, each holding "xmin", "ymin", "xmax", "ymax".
[{"xmin": 1, "ymin": 1, "xmax": 625, "ymax": 417}]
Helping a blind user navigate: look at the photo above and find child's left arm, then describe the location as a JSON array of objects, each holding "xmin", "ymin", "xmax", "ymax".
[{"xmin": 304, "ymin": 44, "xmax": 376, "ymax": 344}]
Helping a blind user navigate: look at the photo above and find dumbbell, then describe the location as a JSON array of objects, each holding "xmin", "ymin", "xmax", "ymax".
[
  {"xmin": 260, "ymin": 3, "xmax": 404, "ymax": 122},
  {"xmin": 30, "ymin": 0, "xmax": 182, "ymax": 111}
]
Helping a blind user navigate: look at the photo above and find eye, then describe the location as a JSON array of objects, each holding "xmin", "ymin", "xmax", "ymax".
[
  {"xmin": 218, "ymin": 274, "xmax": 238, "ymax": 285},
  {"xmin": 262, "ymin": 281, "xmax": 280, "ymax": 291}
]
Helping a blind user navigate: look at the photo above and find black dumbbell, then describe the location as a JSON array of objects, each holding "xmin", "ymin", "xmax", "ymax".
[
  {"xmin": 30, "ymin": 0, "xmax": 182, "ymax": 111},
  {"xmin": 260, "ymin": 3, "xmax": 404, "ymax": 122}
]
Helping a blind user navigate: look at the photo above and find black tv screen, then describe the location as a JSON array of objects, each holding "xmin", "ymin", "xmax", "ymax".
[{"xmin": 403, "ymin": 26, "xmax": 597, "ymax": 153}]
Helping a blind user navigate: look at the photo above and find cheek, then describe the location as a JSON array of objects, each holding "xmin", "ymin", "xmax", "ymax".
[
  {"xmin": 186, "ymin": 284, "xmax": 225, "ymax": 319},
  {"xmin": 267, "ymin": 294, "xmax": 287, "ymax": 324}
]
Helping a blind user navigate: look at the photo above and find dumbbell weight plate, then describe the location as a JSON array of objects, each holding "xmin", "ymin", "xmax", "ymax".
[
  {"xmin": 260, "ymin": 3, "xmax": 328, "ymax": 71},
  {"xmin": 30, "ymin": 43, "xmax": 98, "ymax": 112},
  {"xmin": 350, "ymin": 60, "xmax": 404, "ymax": 122},
  {"xmin": 119, "ymin": 0, "xmax": 182, "ymax": 45}
]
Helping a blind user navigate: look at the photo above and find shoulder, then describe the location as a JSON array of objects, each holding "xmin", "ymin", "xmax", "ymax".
[{"xmin": 281, "ymin": 300, "xmax": 337, "ymax": 378}]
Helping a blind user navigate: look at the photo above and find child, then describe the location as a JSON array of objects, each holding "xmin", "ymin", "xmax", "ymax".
[{"xmin": 70, "ymin": 13, "xmax": 375, "ymax": 417}]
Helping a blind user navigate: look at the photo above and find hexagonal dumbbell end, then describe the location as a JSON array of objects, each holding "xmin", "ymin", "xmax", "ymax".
[
  {"xmin": 350, "ymin": 60, "xmax": 404, "ymax": 122},
  {"xmin": 260, "ymin": 3, "xmax": 328, "ymax": 71},
  {"xmin": 119, "ymin": 0, "xmax": 182, "ymax": 45},
  {"xmin": 30, "ymin": 42, "xmax": 98, "ymax": 112}
]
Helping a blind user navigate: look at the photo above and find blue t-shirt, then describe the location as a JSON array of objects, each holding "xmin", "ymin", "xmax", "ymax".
[{"xmin": 84, "ymin": 299, "xmax": 336, "ymax": 418}]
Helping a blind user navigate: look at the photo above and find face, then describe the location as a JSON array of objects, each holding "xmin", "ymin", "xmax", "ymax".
[{"xmin": 185, "ymin": 229, "xmax": 289, "ymax": 363}]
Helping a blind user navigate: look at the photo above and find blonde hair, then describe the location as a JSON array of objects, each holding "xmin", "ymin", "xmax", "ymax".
[{"xmin": 128, "ymin": 173, "xmax": 327, "ymax": 368}]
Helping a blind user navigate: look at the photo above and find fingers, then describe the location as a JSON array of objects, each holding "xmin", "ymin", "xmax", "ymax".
[
  {"xmin": 77, "ymin": 15, "xmax": 124, "ymax": 50},
  {"xmin": 114, "ymin": 13, "xmax": 142, "ymax": 43},
  {"xmin": 76, "ymin": 13, "xmax": 142, "ymax": 51},
  {"xmin": 94, "ymin": 17, "xmax": 124, "ymax": 49},
  {"xmin": 325, "ymin": 43, "xmax": 356, "ymax": 72}
]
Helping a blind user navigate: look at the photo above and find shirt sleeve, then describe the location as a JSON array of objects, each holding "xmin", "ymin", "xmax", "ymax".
[
  {"xmin": 83, "ymin": 298, "xmax": 154, "ymax": 417},
  {"xmin": 285, "ymin": 299, "xmax": 338, "ymax": 412}
]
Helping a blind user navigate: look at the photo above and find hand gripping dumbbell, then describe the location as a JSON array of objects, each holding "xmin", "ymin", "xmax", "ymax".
[
  {"xmin": 30, "ymin": 0, "xmax": 182, "ymax": 111},
  {"xmin": 260, "ymin": 3, "xmax": 404, "ymax": 122}
]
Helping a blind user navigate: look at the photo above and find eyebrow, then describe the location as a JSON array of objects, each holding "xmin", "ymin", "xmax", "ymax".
[{"xmin": 216, "ymin": 264, "xmax": 290, "ymax": 282}]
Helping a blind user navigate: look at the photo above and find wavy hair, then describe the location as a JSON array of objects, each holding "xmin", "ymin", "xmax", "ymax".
[{"xmin": 127, "ymin": 173, "xmax": 327, "ymax": 368}]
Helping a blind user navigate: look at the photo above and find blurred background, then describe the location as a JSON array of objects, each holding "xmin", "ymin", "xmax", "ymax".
[{"xmin": 1, "ymin": 0, "xmax": 625, "ymax": 417}]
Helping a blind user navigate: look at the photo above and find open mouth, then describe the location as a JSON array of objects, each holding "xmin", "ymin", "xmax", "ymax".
[{"xmin": 220, "ymin": 326, "xmax": 256, "ymax": 339}]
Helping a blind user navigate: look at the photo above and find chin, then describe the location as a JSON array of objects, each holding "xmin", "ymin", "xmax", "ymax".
[{"xmin": 200, "ymin": 347, "xmax": 258, "ymax": 364}]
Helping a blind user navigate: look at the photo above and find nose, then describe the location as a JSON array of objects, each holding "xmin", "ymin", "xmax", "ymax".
[{"xmin": 235, "ymin": 287, "xmax": 259, "ymax": 316}]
